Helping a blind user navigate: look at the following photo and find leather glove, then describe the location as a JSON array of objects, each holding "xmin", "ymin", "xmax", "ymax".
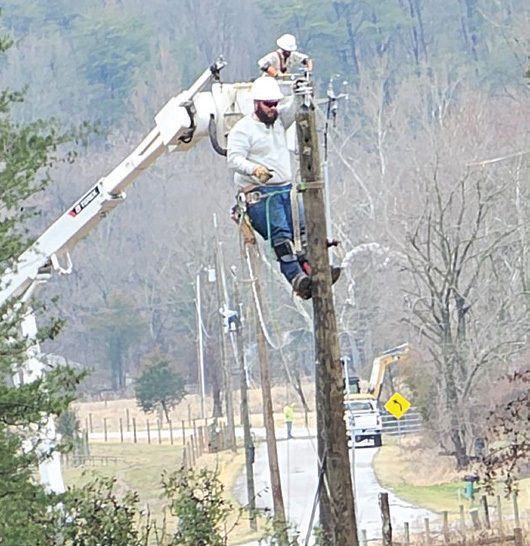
[{"xmin": 253, "ymin": 165, "xmax": 273, "ymax": 184}]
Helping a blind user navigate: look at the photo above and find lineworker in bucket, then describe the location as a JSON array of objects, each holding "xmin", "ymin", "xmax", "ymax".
[
  {"xmin": 258, "ymin": 34, "xmax": 313, "ymax": 78},
  {"xmin": 226, "ymin": 77, "xmax": 340, "ymax": 300}
]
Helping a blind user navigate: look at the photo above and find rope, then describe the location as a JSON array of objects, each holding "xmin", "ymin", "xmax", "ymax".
[{"xmin": 244, "ymin": 244, "xmax": 282, "ymax": 351}]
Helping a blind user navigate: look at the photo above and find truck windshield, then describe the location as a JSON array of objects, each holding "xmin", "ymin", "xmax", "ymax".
[{"xmin": 346, "ymin": 401, "xmax": 373, "ymax": 412}]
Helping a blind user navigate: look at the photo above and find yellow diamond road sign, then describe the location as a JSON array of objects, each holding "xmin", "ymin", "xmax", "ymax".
[{"xmin": 384, "ymin": 392, "xmax": 411, "ymax": 419}]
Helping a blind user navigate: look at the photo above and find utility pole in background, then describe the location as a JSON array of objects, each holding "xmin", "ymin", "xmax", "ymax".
[
  {"xmin": 232, "ymin": 271, "xmax": 257, "ymax": 530},
  {"xmin": 247, "ymin": 243, "xmax": 287, "ymax": 541},
  {"xmin": 195, "ymin": 272, "xmax": 207, "ymax": 420},
  {"xmin": 214, "ymin": 215, "xmax": 237, "ymax": 452},
  {"xmin": 295, "ymin": 95, "xmax": 358, "ymax": 544}
]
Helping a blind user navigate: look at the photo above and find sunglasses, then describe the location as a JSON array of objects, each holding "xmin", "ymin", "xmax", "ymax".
[{"xmin": 261, "ymin": 100, "xmax": 279, "ymax": 107}]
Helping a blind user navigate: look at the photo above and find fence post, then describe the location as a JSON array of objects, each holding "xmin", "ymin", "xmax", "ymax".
[
  {"xmin": 443, "ymin": 511, "xmax": 449, "ymax": 542},
  {"xmin": 89, "ymin": 413, "xmax": 93, "ymax": 433},
  {"xmin": 379, "ymin": 492, "xmax": 392, "ymax": 546},
  {"xmin": 424, "ymin": 518, "xmax": 431, "ymax": 546},
  {"xmin": 169, "ymin": 420, "xmax": 174, "ymax": 445},
  {"xmin": 361, "ymin": 530, "xmax": 368, "ymax": 546},
  {"xmin": 84, "ymin": 429, "xmax": 90, "ymax": 460},
  {"xmin": 512, "ymin": 491, "xmax": 520, "ymax": 528},
  {"xmin": 189, "ymin": 441, "xmax": 195, "ymax": 467},
  {"xmin": 119, "ymin": 418, "xmax": 124, "ymax": 443},
  {"xmin": 182, "ymin": 420, "xmax": 186, "ymax": 446},
  {"xmin": 459, "ymin": 504, "xmax": 466, "ymax": 530},
  {"xmin": 132, "ymin": 417, "xmax": 137, "ymax": 444},
  {"xmin": 188, "ymin": 404, "xmax": 192, "ymax": 427},
  {"xmin": 481, "ymin": 495, "xmax": 491, "ymax": 530},
  {"xmin": 126, "ymin": 408, "xmax": 130, "ymax": 432},
  {"xmin": 191, "ymin": 435, "xmax": 197, "ymax": 460},
  {"xmin": 157, "ymin": 419, "xmax": 162, "ymax": 445},
  {"xmin": 404, "ymin": 523, "xmax": 410, "ymax": 546},
  {"xmin": 199, "ymin": 426, "xmax": 204, "ymax": 455},
  {"xmin": 182, "ymin": 446, "xmax": 188, "ymax": 471},
  {"xmin": 470, "ymin": 508, "xmax": 481, "ymax": 530},
  {"xmin": 514, "ymin": 527, "xmax": 523, "ymax": 546},
  {"xmin": 496, "ymin": 495, "xmax": 504, "ymax": 538},
  {"xmin": 147, "ymin": 420, "xmax": 151, "ymax": 444},
  {"xmin": 103, "ymin": 418, "xmax": 108, "ymax": 442}
]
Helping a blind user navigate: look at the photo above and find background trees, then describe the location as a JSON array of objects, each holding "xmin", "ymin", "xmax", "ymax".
[{"xmin": 0, "ymin": 0, "xmax": 527, "ymax": 467}]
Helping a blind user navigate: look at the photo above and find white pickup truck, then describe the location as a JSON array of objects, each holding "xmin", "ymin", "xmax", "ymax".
[{"xmin": 345, "ymin": 398, "xmax": 383, "ymax": 447}]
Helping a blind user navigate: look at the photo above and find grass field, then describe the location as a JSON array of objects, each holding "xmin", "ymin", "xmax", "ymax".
[
  {"xmin": 68, "ymin": 394, "xmax": 529, "ymax": 541},
  {"xmin": 63, "ymin": 441, "xmax": 264, "ymax": 545},
  {"xmin": 374, "ymin": 436, "xmax": 530, "ymax": 518}
]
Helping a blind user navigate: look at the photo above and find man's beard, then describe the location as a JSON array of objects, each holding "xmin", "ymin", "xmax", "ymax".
[{"xmin": 255, "ymin": 103, "xmax": 278, "ymax": 126}]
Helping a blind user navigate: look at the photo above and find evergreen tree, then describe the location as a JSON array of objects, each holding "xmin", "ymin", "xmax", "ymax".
[
  {"xmin": 0, "ymin": 21, "xmax": 83, "ymax": 545},
  {"xmin": 135, "ymin": 348, "xmax": 186, "ymax": 422}
]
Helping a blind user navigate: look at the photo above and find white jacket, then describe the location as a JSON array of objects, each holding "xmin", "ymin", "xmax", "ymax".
[{"xmin": 227, "ymin": 98, "xmax": 296, "ymax": 188}]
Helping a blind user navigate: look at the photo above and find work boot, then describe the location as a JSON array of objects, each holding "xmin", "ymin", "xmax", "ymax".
[
  {"xmin": 299, "ymin": 262, "xmax": 341, "ymax": 285},
  {"xmin": 292, "ymin": 272, "xmax": 312, "ymax": 300}
]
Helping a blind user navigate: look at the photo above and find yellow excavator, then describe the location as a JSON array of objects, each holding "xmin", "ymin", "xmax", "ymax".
[
  {"xmin": 343, "ymin": 343, "xmax": 410, "ymax": 446},
  {"xmin": 344, "ymin": 343, "xmax": 410, "ymax": 401}
]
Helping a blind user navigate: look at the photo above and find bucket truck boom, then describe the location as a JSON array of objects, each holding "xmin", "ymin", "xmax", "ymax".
[
  {"xmin": 0, "ymin": 57, "xmax": 286, "ymax": 493},
  {"xmin": 0, "ymin": 58, "xmax": 227, "ymax": 308}
]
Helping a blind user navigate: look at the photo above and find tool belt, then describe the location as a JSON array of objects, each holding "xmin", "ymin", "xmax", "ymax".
[
  {"xmin": 238, "ymin": 184, "xmax": 263, "ymax": 206},
  {"xmin": 231, "ymin": 184, "xmax": 259, "ymax": 245}
]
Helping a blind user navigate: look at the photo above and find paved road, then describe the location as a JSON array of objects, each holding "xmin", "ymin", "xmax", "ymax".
[{"xmin": 235, "ymin": 436, "xmax": 435, "ymax": 545}]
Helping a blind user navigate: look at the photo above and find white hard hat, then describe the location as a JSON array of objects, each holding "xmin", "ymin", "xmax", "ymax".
[
  {"xmin": 251, "ymin": 77, "xmax": 284, "ymax": 101},
  {"xmin": 276, "ymin": 33, "xmax": 297, "ymax": 52}
]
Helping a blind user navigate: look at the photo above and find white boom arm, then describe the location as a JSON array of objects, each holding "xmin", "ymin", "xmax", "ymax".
[
  {"xmin": 0, "ymin": 58, "xmax": 226, "ymax": 307},
  {"xmin": 0, "ymin": 60, "xmax": 298, "ymax": 492},
  {"xmin": 0, "ymin": 58, "xmax": 231, "ymax": 494}
]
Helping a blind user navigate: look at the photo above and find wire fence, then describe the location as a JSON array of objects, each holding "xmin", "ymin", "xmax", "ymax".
[{"xmin": 369, "ymin": 492, "xmax": 528, "ymax": 546}]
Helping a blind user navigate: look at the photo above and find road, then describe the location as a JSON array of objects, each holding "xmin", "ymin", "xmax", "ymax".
[{"xmin": 234, "ymin": 435, "xmax": 435, "ymax": 545}]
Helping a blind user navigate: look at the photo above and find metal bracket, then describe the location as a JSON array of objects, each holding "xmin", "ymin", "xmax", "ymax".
[{"xmin": 51, "ymin": 253, "xmax": 73, "ymax": 275}]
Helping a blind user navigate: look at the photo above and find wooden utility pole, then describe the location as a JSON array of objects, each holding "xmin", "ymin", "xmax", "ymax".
[
  {"xmin": 214, "ymin": 216, "xmax": 237, "ymax": 452},
  {"xmin": 233, "ymin": 277, "xmax": 257, "ymax": 530},
  {"xmin": 247, "ymin": 243, "xmax": 287, "ymax": 539},
  {"xmin": 295, "ymin": 99, "xmax": 358, "ymax": 544}
]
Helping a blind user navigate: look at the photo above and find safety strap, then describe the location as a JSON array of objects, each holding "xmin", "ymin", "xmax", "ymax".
[
  {"xmin": 233, "ymin": 193, "xmax": 256, "ymax": 244},
  {"xmin": 290, "ymin": 185, "xmax": 302, "ymax": 253},
  {"xmin": 276, "ymin": 50, "xmax": 286, "ymax": 73}
]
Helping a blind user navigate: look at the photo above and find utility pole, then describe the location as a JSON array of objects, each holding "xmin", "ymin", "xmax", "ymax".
[
  {"xmin": 295, "ymin": 96, "xmax": 358, "ymax": 544},
  {"xmin": 232, "ymin": 273, "xmax": 257, "ymax": 530},
  {"xmin": 247, "ymin": 243, "xmax": 287, "ymax": 541},
  {"xmin": 214, "ymin": 216, "xmax": 237, "ymax": 452},
  {"xmin": 196, "ymin": 272, "xmax": 206, "ymax": 420}
]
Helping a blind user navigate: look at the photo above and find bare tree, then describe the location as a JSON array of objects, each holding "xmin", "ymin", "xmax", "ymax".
[{"xmin": 402, "ymin": 154, "xmax": 527, "ymax": 467}]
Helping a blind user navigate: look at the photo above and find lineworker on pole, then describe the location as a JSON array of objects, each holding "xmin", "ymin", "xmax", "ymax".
[{"xmin": 227, "ymin": 77, "xmax": 340, "ymax": 299}]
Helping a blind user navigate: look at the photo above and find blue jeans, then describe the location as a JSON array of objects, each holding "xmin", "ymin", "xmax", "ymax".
[{"xmin": 247, "ymin": 184, "xmax": 306, "ymax": 283}]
